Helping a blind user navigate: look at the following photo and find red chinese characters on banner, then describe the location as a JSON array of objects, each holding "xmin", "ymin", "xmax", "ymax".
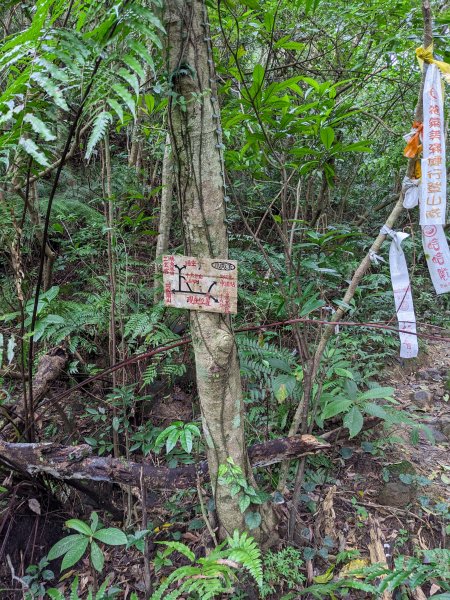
[
  {"xmin": 393, "ymin": 287, "xmax": 412, "ymax": 312},
  {"xmin": 399, "ymin": 320, "xmax": 416, "ymax": 356},
  {"xmin": 420, "ymin": 65, "xmax": 447, "ymax": 226},
  {"xmin": 422, "ymin": 225, "xmax": 450, "ymax": 294}
]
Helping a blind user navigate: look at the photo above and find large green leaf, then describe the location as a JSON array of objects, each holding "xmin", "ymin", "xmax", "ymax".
[
  {"xmin": 320, "ymin": 126, "xmax": 334, "ymax": 149},
  {"xmin": 93, "ymin": 528, "xmax": 127, "ymax": 546},
  {"xmin": 322, "ymin": 398, "xmax": 352, "ymax": 420},
  {"xmin": 180, "ymin": 427, "xmax": 193, "ymax": 453},
  {"xmin": 153, "ymin": 425, "xmax": 175, "ymax": 450},
  {"xmin": 299, "ymin": 297, "xmax": 325, "ymax": 317},
  {"xmin": 60, "ymin": 537, "xmax": 89, "ymax": 571},
  {"xmin": 166, "ymin": 427, "xmax": 180, "ymax": 453},
  {"xmin": 362, "ymin": 402, "xmax": 387, "ymax": 419},
  {"xmin": 90, "ymin": 540, "xmax": 104, "ymax": 572},
  {"xmin": 48, "ymin": 535, "xmax": 85, "ymax": 560},
  {"xmin": 272, "ymin": 374, "xmax": 296, "ymax": 402},
  {"xmin": 359, "ymin": 387, "xmax": 394, "ymax": 401},
  {"xmin": 239, "ymin": 494, "xmax": 251, "ymax": 513},
  {"xmin": 30, "ymin": 72, "xmax": 68, "ymax": 111},
  {"xmin": 46, "ymin": 590, "xmax": 65, "ymax": 599},
  {"xmin": 117, "ymin": 67, "xmax": 140, "ymax": 96},
  {"xmin": 343, "ymin": 406, "xmax": 364, "ymax": 438},
  {"xmin": 338, "ymin": 141, "xmax": 372, "ymax": 153},
  {"xmin": 90, "ymin": 511, "xmax": 99, "ymax": 533},
  {"xmin": 245, "ymin": 511, "xmax": 262, "ymax": 530},
  {"xmin": 112, "ymin": 83, "xmax": 136, "ymax": 119},
  {"xmin": 122, "ymin": 54, "xmax": 145, "ymax": 80},
  {"xmin": 107, "ymin": 98, "xmax": 124, "ymax": 123},
  {"xmin": 252, "ymin": 64, "xmax": 265, "ymax": 90},
  {"xmin": 66, "ymin": 519, "xmax": 92, "ymax": 536}
]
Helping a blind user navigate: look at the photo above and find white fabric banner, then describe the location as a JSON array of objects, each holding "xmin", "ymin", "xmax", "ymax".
[
  {"xmin": 387, "ymin": 231, "xmax": 418, "ymax": 358},
  {"xmin": 420, "ymin": 64, "xmax": 447, "ymax": 225},
  {"xmin": 402, "ymin": 177, "xmax": 420, "ymax": 209},
  {"xmin": 422, "ymin": 224, "xmax": 450, "ymax": 295}
]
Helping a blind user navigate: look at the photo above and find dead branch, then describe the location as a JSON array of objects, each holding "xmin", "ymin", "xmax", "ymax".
[{"xmin": 0, "ymin": 434, "xmax": 329, "ymax": 490}]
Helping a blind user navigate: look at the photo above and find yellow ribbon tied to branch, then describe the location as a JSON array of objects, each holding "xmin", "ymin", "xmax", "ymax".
[{"xmin": 416, "ymin": 45, "xmax": 450, "ymax": 84}]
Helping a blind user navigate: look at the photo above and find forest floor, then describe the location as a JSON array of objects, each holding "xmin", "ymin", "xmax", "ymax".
[
  {"xmin": 0, "ymin": 338, "xmax": 449, "ymax": 598},
  {"xmin": 293, "ymin": 337, "xmax": 450, "ymax": 596}
]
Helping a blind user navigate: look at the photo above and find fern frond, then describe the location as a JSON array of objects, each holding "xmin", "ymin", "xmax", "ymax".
[
  {"xmin": 19, "ymin": 137, "xmax": 49, "ymax": 167},
  {"xmin": 34, "ymin": 57, "xmax": 69, "ymax": 82},
  {"xmin": 30, "ymin": 72, "xmax": 69, "ymax": 111},
  {"xmin": 129, "ymin": 40, "xmax": 156, "ymax": 71},
  {"xmin": 142, "ymin": 363, "xmax": 158, "ymax": 386},
  {"xmin": 107, "ymin": 98, "xmax": 124, "ymax": 123},
  {"xmin": 117, "ymin": 68, "xmax": 140, "ymax": 96},
  {"xmin": 124, "ymin": 313, "xmax": 151, "ymax": 340},
  {"xmin": 85, "ymin": 111, "xmax": 113, "ymax": 160},
  {"xmin": 112, "ymin": 83, "xmax": 136, "ymax": 119},
  {"xmin": 177, "ymin": 576, "xmax": 227, "ymax": 600},
  {"xmin": 122, "ymin": 54, "xmax": 145, "ymax": 79},
  {"xmin": 157, "ymin": 541, "xmax": 196, "ymax": 562},
  {"xmin": 0, "ymin": 102, "xmax": 15, "ymax": 126},
  {"xmin": 226, "ymin": 531, "xmax": 263, "ymax": 587},
  {"xmin": 23, "ymin": 114, "xmax": 56, "ymax": 141}
]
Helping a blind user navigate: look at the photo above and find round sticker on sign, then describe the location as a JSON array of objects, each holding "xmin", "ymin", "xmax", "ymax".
[{"xmin": 211, "ymin": 261, "xmax": 235, "ymax": 271}]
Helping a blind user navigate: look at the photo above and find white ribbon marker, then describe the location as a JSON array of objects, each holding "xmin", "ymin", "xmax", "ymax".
[
  {"xmin": 422, "ymin": 225, "xmax": 450, "ymax": 295},
  {"xmin": 420, "ymin": 64, "xmax": 447, "ymax": 226},
  {"xmin": 381, "ymin": 226, "xmax": 418, "ymax": 358},
  {"xmin": 369, "ymin": 249, "xmax": 386, "ymax": 265},
  {"xmin": 402, "ymin": 176, "xmax": 420, "ymax": 209}
]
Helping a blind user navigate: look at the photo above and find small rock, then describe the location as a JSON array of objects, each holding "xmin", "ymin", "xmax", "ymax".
[
  {"xmin": 378, "ymin": 461, "xmax": 417, "ymax": 508},
  {"xmin": 427, "ymin": 369, "xmax": 442, "ymax": 380},
  {"xmin": 425, "ymin": 426, "xmax": 448, "ymax": 443},
  {"xmin": 378, "ymin": 482, "xmax": 414, "ymax": 508},
  {"xmin": 410, "ymin": 389, "xmax": 433, "ymax": 409},
  {"xmin": 441, "ymin": 423, "xmax": 450, "ymax": 440},
  {"xmin": 418, "ymin": 369, "xmax": 441, "ymax": 382}
]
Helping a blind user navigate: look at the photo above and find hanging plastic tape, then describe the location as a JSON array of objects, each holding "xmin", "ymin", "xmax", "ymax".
[
  {"xmin": 380, "ymin": 226, "xmax": 418, "ymax": 358},
  {"xmin": 416, "ymin": 45, "xmax": 450, "ymax": 84},
  {"xmin": 420, "ymin": 64, "xmax": 447, "ymax": 226},
  {"xmin": 403, "ymin": 121, "xmax": 423, "ymax": 158},
  {"xmin": 402, "ymin": 176, "xmax": 420, "ymax": 209},
  {"xmin": 422, "ymin": 225, "xmax": 450, "ymax": 295}
]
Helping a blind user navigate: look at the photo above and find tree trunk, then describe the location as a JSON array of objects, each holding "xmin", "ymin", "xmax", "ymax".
[
  {"xmin": 163, "ymin": 0, "xmax": 277, "ymax": 542},
  {"xmin": 103, "ymin": 134, "xmax": 120, "ymax": 458},
  {"xmin": 154, "ymin": 133, "xmax": 174, "ymax": 302},
  {"xmin": 155, "ymin": 133, "xmax": 173, "ymax": 261}
]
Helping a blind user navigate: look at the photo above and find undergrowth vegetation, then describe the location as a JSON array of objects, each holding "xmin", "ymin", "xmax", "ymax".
[{"xmin": 0, "ymin": 0, "xmax": 450, "ymax": 598}]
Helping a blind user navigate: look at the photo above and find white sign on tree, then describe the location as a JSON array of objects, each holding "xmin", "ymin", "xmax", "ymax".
[{"xmin": 162, "ymin": 255, "xmax": 238, "ymax": 314}]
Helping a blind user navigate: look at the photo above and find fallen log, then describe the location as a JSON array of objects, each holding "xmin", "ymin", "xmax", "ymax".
[
  {"xmin": 0, "ymin": 434, "xmax": 328, "ymax": 490},
  {"xmin": 1, "ymin": 346, "xmax": 69, "ymax": 437},
  {"xmin": 30, "ymin": 346, "xmax": 68, "ymax": 407},
  {"xmin": 0, "ymin": 369, "xmax": 28, "ymax": 380}
]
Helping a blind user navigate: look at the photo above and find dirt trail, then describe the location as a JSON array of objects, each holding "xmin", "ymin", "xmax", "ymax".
[
  {"xmin": 314, "ymin": 337, "xmax": 450, "ymax": 573},
  {"xmin": 386, "ymin": 339, "xmax": 450, "ymax": 501}
]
